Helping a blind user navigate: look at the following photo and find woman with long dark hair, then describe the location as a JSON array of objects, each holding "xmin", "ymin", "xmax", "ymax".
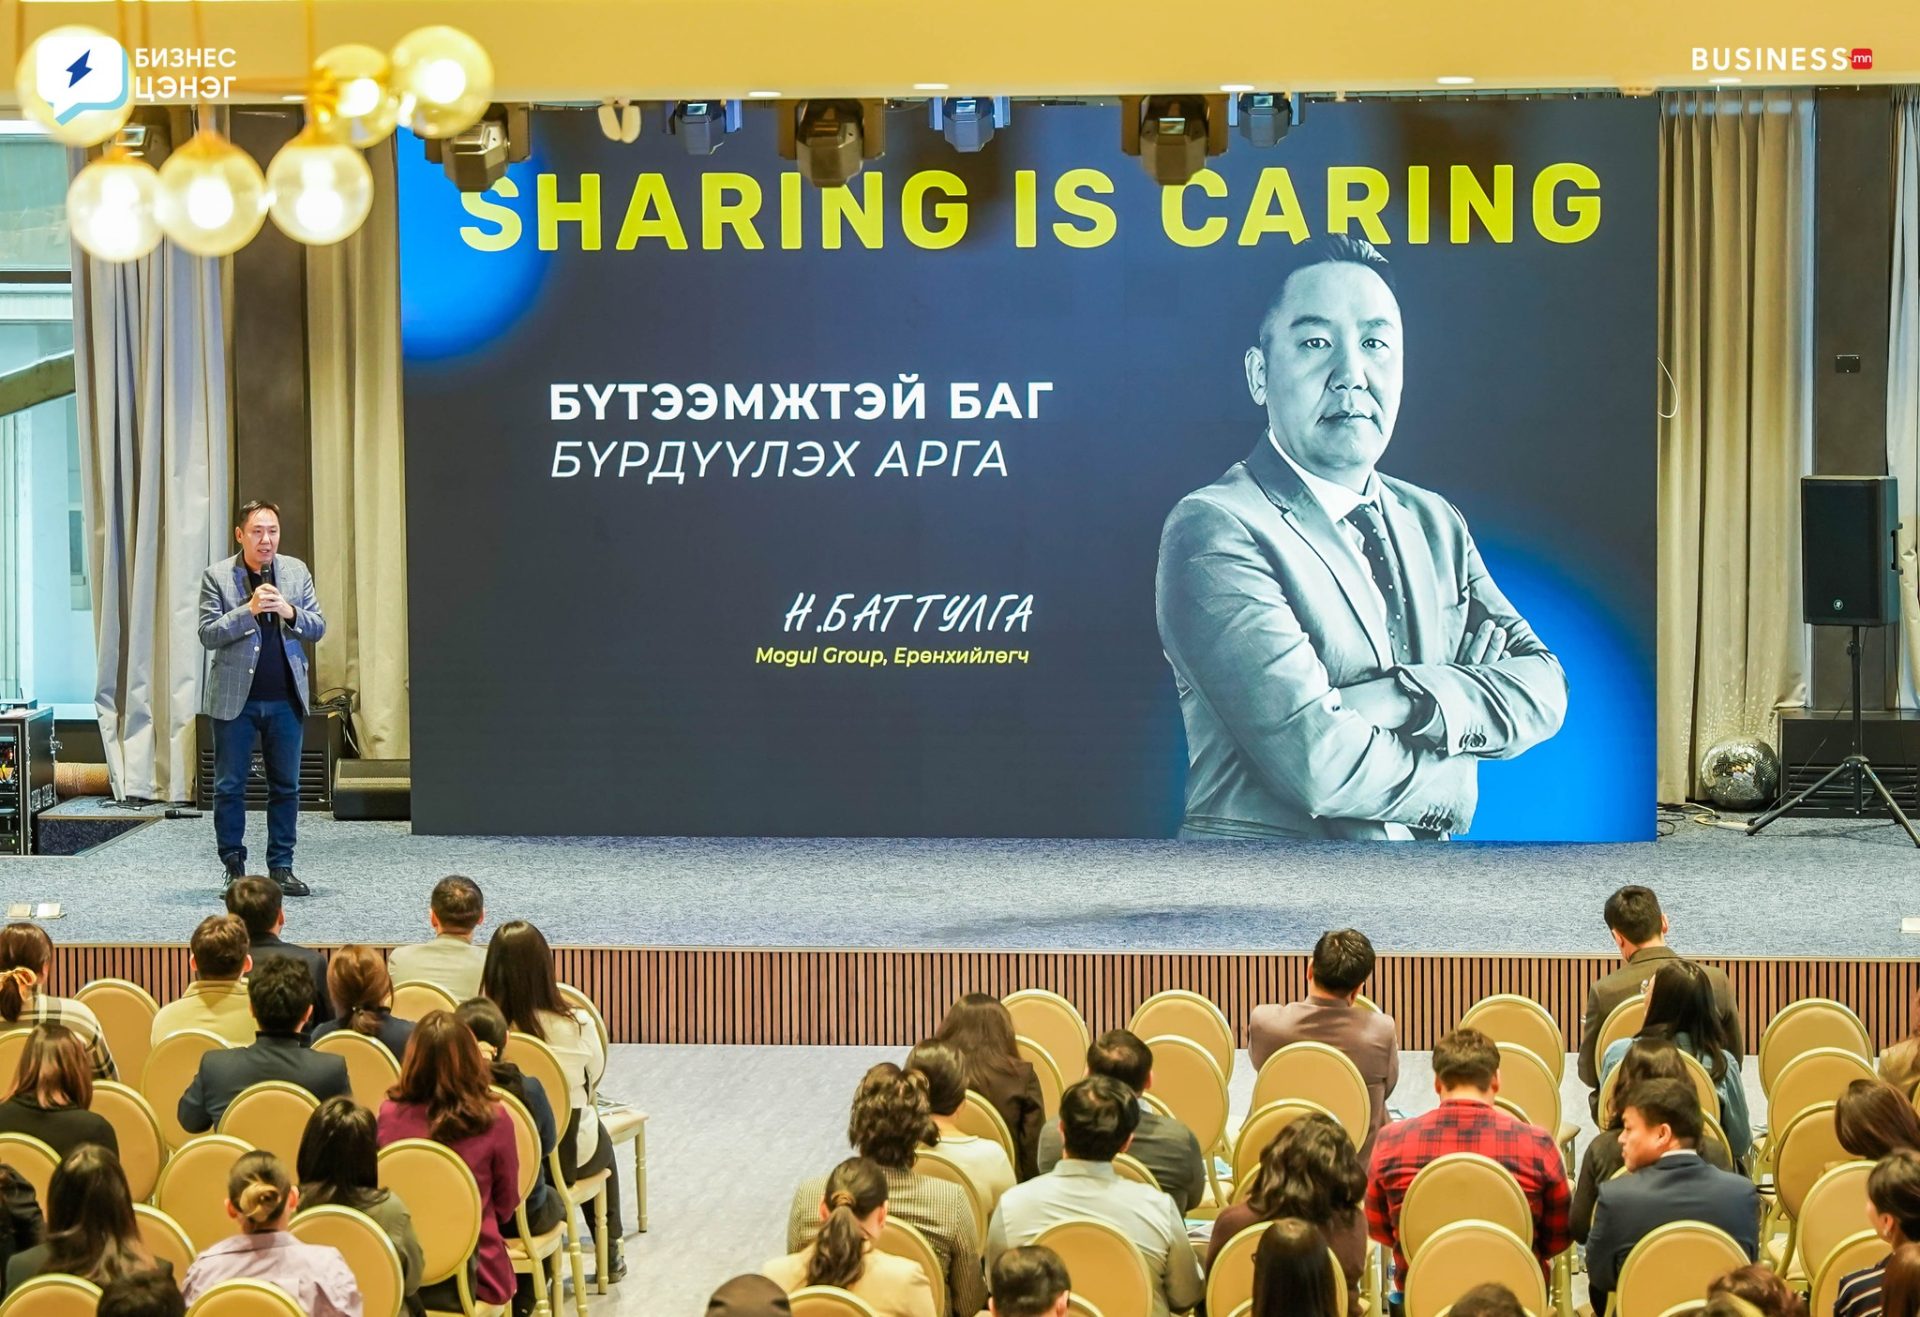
[
  {"xmin": 1204, "ymin": 1114, "xmax": 1364, "ymax": 1308},
  {"xmin": 1249, "ymin": 1219, "xmax": 1341, "ymax": 1317},
  {"xmin": 180, "ymin": 1151, "xmax": 358, "ymax": 1317},
  {"xmin": 932, "ymin": 994, "xmax": 1044, "ymax": 1180},
  {"xmin": 1836, "ymin": 1150, "xmax": 1920, "ymax": 1317},
  {"xmin": 0, "ymin": 926, "xmax": 114, "ymax": 1079},
  {"xmin": 296, "ymin": 1097, "xmax": 424, "ymax": 1314},
  {"xmin": 0, "ymin": 1025, "xmax": 116, "ymax": 1161},
  {"xmin": 1838, "ymin": 1079, "xmax": 1920, "ymax": 1162},
  {"xmin": 1573, "ymin": 1038, "xmax": 1736, "ymax": 1241},
  {"xmin": 312, "ymin": 946, "xmax": 413, "ymax": 1056},
  {"xmin": 763, "ymin": 1157, "xmax": 933, "ymax": 1317},
  {"xmin": 3, "ymin": 1146, "xmax": 157, "ymax": 1296},
  {"xmin": 1598, "ymin": 960, "xmax": 1749, "ymax": 1159}
]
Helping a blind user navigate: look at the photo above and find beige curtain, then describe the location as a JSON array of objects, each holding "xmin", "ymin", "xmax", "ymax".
[
  {"xmin": 1891, "ymin": 89, "xmax": 1920, "ymax": 708},
  {"xmin": 1657, "ymin": 91, "xmax": 1814, "ymax": 801},
  {"xmin": 307, "ymin": 139, "xmax": 410, "ymax": 758}
]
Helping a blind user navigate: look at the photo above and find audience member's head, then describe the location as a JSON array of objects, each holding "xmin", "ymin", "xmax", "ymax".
[
  {"xmin": 1706, "ymin": 1263, "xmax": 1808, "ymax": 1317},
  {"xmin": 1247, "ymin": 1112, "xmax": 1366, "ymax": 1226},
  {"xmin": 41, "ymin": 1145, "xmax": 151, "ymax": 1284},
  {"xmin": 429, "ymin": 876, "xmax": 485, "ymax": 938},
  {"xmin": 1838, "ymin": 1079, "xmax": 1920, "ymax": 1161},
  {"xmin": 846, "ymin": 1062, "xmax": 936, "ymax": 1171},
  {"xmin": 805, "ymin": 1156, "xmax": 887, "ymax": 1291},
  {"xmin": 0, "ymin": 923, "xmax": 52, "ymax": 1023},
  {"xmin": 1085, "ymin": 1029, "xmax": 1153, "ymax": 1097},
  {"xmin": 1872, "ymin": 1151, "xmax": 1920, "ymax": 1247},
  {"xmin": 454, "ymin": 996, "xmax": 517, "ymax": 1072},
  {"xmin": 223, "ymin": 877, "xmax": 283, "ymax": 939},
  {"xmin": 189, "ymin": 915, "xmax": 250, "ymax": 982},
  {"xmin": 247, "ymin": 955, "xmax": 315, "ymax": 1034},
  {"xmin": 1448, "ymin": 1283, "xmax": 1528, "ymax": 1317},
  {"xmin": 1309, "ymin": 929, "xmax": 1376, "ymax": 997},
  {"xmin": 1639, "ymin": 958, "xmax": 1735, "ymax": 1079},
  {"xmin": 1883, "ymin": 1242, "xmax": 1920, "ymax": 1317},
  {"xmin": 480, "ymin": 919, "xmax": 566, "ymax": 1040},
  {"xmin": 904, "ymin": 1041, "xmax": 968, "ymax": 1120},
  {"xmin": 934, "ymin": 993, "xmax": 1024, "ymax": 1089},
  {"xmin": 390, "ymin": 1010, "xmax": 496, "ymax": 1143},
  {"xmin": 1603, "ymin": 884, "xmax": 1667, "ymax": 951},
  {"xmin": 296, "ymin": 1096, "xmax": 385, "ymax": 1212},
  {"xmin": 1250, "ymin": 1218, "xmax": 1341, "ymax": 1317},
  {"xmin": 9, "ymin": 1023, "xmax": 93, "ymax": 1112},
  {"xmin": 1618, "ymin": 1077, "xmax": 1703, "ymax": 1169},
  {"xmin": 326, "ymin": 945, "xmax": 393, "ymax": 1038},
  {"xmin": 1431, "ymin": 1027, "xmax": 1501, "ymax": 1098},
  {"xmin": 225, "ymin": 1150, "xmax": 296, "ymax": 1234},
  {"xmin": 705, "ymin": 1275, "xmax": 792, "ymax": 1317},
  {"xmin": 1058, "ymin": 1075, "xmax": 1138, "ymax": 1162},
  {"xmin": 97, "ymin": 1273, "xmax": 186, "ymax": 1317},
  {"xmin": 987, "ymin": 1246, "xmax": 1070, "ymax": 1317},
  {"xmin": 1603, "ymin": 1038, "xmax": 1692, "ymax": 1130}
]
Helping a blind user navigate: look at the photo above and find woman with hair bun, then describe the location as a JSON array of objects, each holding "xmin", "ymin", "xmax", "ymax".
[
  {"xmin": 763, "ymin": 1157, "xmax": 933, "ymax": 1317},
  {"xmin": 0, "ymin": 925, "xmax": 114, "ymax": 1079},
  {"xmin": 181, "ymin": 1150, "xmax": 361, "ymax": 1317}
]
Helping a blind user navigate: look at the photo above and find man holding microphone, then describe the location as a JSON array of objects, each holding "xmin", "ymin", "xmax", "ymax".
[{"xmin": 198, "ymin": 501, "xmax": 326, "ymax": 896}]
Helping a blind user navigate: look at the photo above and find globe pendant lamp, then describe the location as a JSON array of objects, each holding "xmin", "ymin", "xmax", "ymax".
[
  {"xmin": 67, "ymin": 148, "xmax": 163, "ymax": 262},
  {"xmin": 391, "ymin": 25, "xmax": 494, "ymax": 138},
  {"xmin": 155, "ymin": 127, "xmax": 270, "ymax": 257},
  {"xmin": 267, "ymin": 126, "xmax": 375, "ymax": 245},
  {"xmin": 311, "ymin": 43, "xmax": 400, "ymax": 149}
]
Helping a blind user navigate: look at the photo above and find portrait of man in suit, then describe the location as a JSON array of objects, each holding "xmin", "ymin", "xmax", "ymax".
[{"xmin": 1155, "ymin": 235, "xmax": 1568, "ymax": 841}]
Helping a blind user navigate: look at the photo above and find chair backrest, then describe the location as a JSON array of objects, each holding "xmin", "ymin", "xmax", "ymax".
[
  {"xmin": 0, "ymin": 1132, "xmax": 59, "ymax": 1208},
  {"xmin": 1811, "ymin": 1228, "xmax": 1892, "ymax": 1317},
  {"xmin": 1760, "ymin": 998, "xmax": 1873, "ymax": 1096},
  {"xmin": 1698, "ymin": 1113, "xmax": 1734, "ymax": 1171},
  {"xmin": 1015, "ymin": 1036, "xmax": 1067, "ymax": 1117},
  {"xmin": 1130, "ymin": 991, "xmax": 1235, "ymax": 1080},
  {"xmin": 1600, "ymin": 1048, "xmax": 1723, "ymax": 1126},
  {"xmin": 0, "ymin": 1276, "xmax": 102, "ymax": 1317},
  {"xmin": 490, "ymin": 1086, "xmax": 543, "ymax": 1208},
  {"xmin": 1112, "ymin": 1153, "xmax": 1161, "ymax": 1193},
  {"xmin": 788, "ymin": 1288, "xmax": 882, "ymax": 1317},
  {"xmin": 1494, "ymin": 1043, "xmax": 1561, "ymax": 1135},
  {"xmin": 1614, "ymin": 1220, "xmax": 1748, "ymax": 1317},
  {"xmin": 153, "ymin": 1134, "xmax": 252, "ymax": 1252},
  {"xmin": 1774, "ymin": 1100, "xmax": 1849, "ymax": 1218},
  {"xmin": 1141, "ymin": 1035, "xmax": 1228, "ymax": 1154},
  {"xmin": 1033, "ymin": 1217, "xmax": 1153, "ymax": 1317},
  {"xmin": 1797, "ymin": 1158, "xmax": 1874, "ymax": 1281},
  {"xmin": 1249, "ymin": 1041, "xmax": 1371, "ymax": 1150},
  {"xmin": 505, "ymin": 1030, "xmax": 572, "ymax": 1131},
  {"xmin": 1230, "ymin": 1099, "xmax": 1338, "ymax": 1198},
  {"xmin": 1768, "ymin": 1047, "xmax": 1878, "ymax": 1131},
  {"xmin": 185, "ymin": 1279, "xmax": 305, "ymax": 1317},
  {"xmin": 1404, "ymin": 1220, "xmax": 1546, "ymax": 1317},
  {"xmin": 0, "ymin": 1033, "xmax": 31, "ymax": 1095},
  {"xmin": 1399, "ymin": 1152, "xmax": 1534, "ymax": 1259},
  {"xmin": 292, "ymin": 1203, "xmax": 406, "ymax": 1317},
  {"xmin": 389, "ymin": 980, "xmax": 459, "ymax": 1024},
  {"xmin": 143, "ymin": 1028, "xmax": 230, "ymax": 1150},
  {"xmin": 952, "ymin": 1090, "xmax": 1016, "ymax": 1167},
  {"xmin": 1004, "ymin": 991, "xmax": 1091, "ymax": 1087},
  {"xmin": 217, "ymin": 1080, "xmax": 319, "ymax": 1168},
  {"xmin": 1461, "ymin": 995, "xmax": 1566, "ymax": 1082},
  {"xmin": 1063, "ymin": 1299, "xmax": 1105, "ymax": 1317},
  {"xmin": 91, "ymin": 1080, "xmax": 166, "ymax": 1200},
  {"xmin": 76, "ymin": 978, "xmax": 160, "ymax": 1088},
  {"xmin": 132, "ymin": 1204, "xmax": 196, "ymax": 1284},
  {"xmin": 1204, "ymin": 1222, "xmax": 1265, "ymax": 1317},
  {"xmin": 312, "ymin": 1030, "xmax": 402, "ymax": 1112},
  {"xmin": 378, "ymin": 1137, "xmax": 482, "ymax": 1287},
  {"xmin": 914, "ymin": 1145, "xmax": 988, "ymax": 1242},
  {"xmin": 1596, "ymin": 996, "xmax": 1648, "ymax": 1067},
  {"xmin": 556, "ymin": 983, "xmax": 612, "ymax": 1058},
  {"xmin": 876, "ymin": 1217, "xmax": 949, "ymax": 1317}
]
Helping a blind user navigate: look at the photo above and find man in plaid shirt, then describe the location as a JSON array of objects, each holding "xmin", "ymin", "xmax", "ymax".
[{"xmin": 1366, "ymin": 1027, "xmax": 1570, "ymax": 1289}]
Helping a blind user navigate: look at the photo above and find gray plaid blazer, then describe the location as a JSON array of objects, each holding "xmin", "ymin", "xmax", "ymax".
[{"xmin": 197, "ymin": 553, "xmax": 326, "ymax": 719}]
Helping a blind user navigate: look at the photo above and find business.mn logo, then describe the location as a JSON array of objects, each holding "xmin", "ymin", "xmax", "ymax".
[
  {"xmin": 1853, "ymin": 48, "xmax": 1875, "ymax": 70},
  {"xmin": 1691, "ymin": 46, "xmax": 1869, "ymax": 74},
  {"xmin": 34, "ymin": 30, "xmax": 130, "ymax": 124}
]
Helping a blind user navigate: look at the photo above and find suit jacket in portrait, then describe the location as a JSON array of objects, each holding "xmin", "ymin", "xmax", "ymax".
[
  {"xmin": 177, "ymin": 1031, "xmax": 352, "ymax": 1133},
  {"xmin": 1584, "ymin": 1152, "xmax": 1758, "ymax": 1303},
  {"xmin": 198, "ymin": 552, "xmax": 326, "ymax": 720},
  {"xmin": 1156, "ymin": 437, "xmax": 1567, "ymax": 839}
]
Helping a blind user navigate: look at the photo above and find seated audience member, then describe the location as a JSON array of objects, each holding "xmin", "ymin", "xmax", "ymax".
[
  {"xmin": 988, "ymin": 1076, "xmax": 1203, "ymax": 1317},
  {"xmin": 935, "ymin": 994, "xmax": 1045, "ymax": 1182},
  {"xmin": 225, "ymin": 877, "xmax": 334, "ymax": 1034},
  {"xmin": 1248, "ymin": 928, "xmax": 1399, "ymax": 1159},
  {"xmin": 789, "ymin": 1063, "xmax": 985, "ymax": 1316},
  {"xmin": 1838, "ymin": 1151, "xmax": 1920, "ymax": 1317},
  {"xmin": 178, "ymin": 955, "xmax": 351, "ymax": 1133},
  {"xmin": 1250, "ymin": 1218, "xmax": 1341, "ymax": 1317},
  {"xmin": 1366, "ymin": 1028, "xmax": 1570, "ymax": 1287},
  {"xmin": 706, "ymin": 1275, "xmax": 792, "ymax": 1317},
  {"xmin": 1572, "ymin": 1038, "xmax": 1734, "ymax": 1241},
  {"xmin": 1881, "ymin": 992, "xmax": 1920, "ymax": 1095},
  {"xmin": 456, "ymin": 998, "xmax": 562, "ymax": 1234},
  {"xmin": 377, "ymin": 1013, "xmax": 519, "ymax": 1313},
  {"xmin": 98, "ymin": 1271, "xmax": 187, "ymax": 1317},
  {"xmin": 1706, "ymin": 1264, "xmax": 1809, "ymax": 1317},
  {"xmin": 296, "ymin": 1097, "xmax": 424, "ymax": 1313},
  {"xmin": 311, "ymin": 946, "xmax": 413, "ymax": 1056},
  {"xmin": 0, "ymin": 924, "xmax": 115, "ymax": 1079},
  {"xmin": 907, "ymin": 1041, "xmax": 1016, "ymax": 1216},
  {"xmin": 1035, "ymin": 1030, "xmax": 1204, "ymax": 1211},
  {"xmin": 764, "ymin": 1157, "xmax": 934, "ymax": 1317},
  {"xmin": 1580, "ymin": 885, "xmax": 1742, "ymax": 1112},
  {"xmin": 5, "ymin": 1146, "xmax": 161, "ymax": 1296},
  {"xmin": 388, "ymin": 877, "xmax": 488, "ymax": 1003},
  {"xmin": 1839, "ymin": 1079, "xmax": 1920, "ymax": 1161},
  {"xmin": 482, "ymin": 920, "xmax": 623, "ymax": 1277},
  {"xmin": 1584, "ymin": 1078, "xmax": 1758, "ymax": 1312},
  {"xmin": 0, "ymin": 1026, "xmax": 117, "ymax": 1161},
  {"xmin": 986, "ymin": 1246, "xmax": 1069, "ymax": 1317},
  {"xmin": 1449, "ymin": 1284, "xmax": 1528, "ymax": 1317},
  {"xmin": 1206, "ymin": 1113, "xmax": 1364, "ymax": 1308},
  {"xmin": 150, "ymin": 916, "xmax": 256, "ymax": 1047},
  {"xmin": 1599, "ymin": 958, "xmax": 1751, "ymax": 1161},
  {"xmin": 182, "ymin": 1151, "xmax": 359, "ymax": 1317}
]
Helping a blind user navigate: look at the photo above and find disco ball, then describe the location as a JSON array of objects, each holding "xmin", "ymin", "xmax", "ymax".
[{"xmin": 1700, "ymin": 737, "xmax": 1781, "ymax": 811}]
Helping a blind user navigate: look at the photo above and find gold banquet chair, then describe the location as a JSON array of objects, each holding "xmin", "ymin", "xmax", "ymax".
[
  {"xmin": 493, "ymin": 1087, "xmax": 579, "ymax": 1317},
  {"xmin": 1495, "ymin": 1042, "xmax": 1577, "ymax": 1167},
  {"xmin": 1792, "ymin": 1159, "xmax": 1874, "ymax": 1288},
  {"xmin": 291, "ymin": 1204, "xmax": 407, "ymax": 1317},
  {"xmin": 1015, "ymin": 1035, "xmax": 1067, "ymax": 1117},
  {"xmin": 1767, "ymin": 1047, "xmax": 1877, "ymax": 1133},
  {"xmin": 218, "ymin": 1080, "xmax": 319, "ymax": 1168},
  {"xmin": 788, "ymin": 1289, "xmax": 882, "ymax": 1317},
  {"xmin": 0, "ymin": 1033, "xmax": 29, "ymax": 1091},
  {"xmin": 1758, "ymin": 998, "xmax": 1872, "ymax": 1097},
  {"xmin": 877, "ymin": 1218, "xmax": 950, "ymax": 1317},
  {"xmin": 155, "ymin": 1134, "xmax": 253, "ymax": 1253},
  {"xmin": 0, "ymin": 1276, "xmax": 100, "ymax": 1317},
  {"xmin": 1596, "ymin": 1050, "xmax": 1721, "ymax": 1127},
  {"xmin": 1005, "ymin": 990, "xmax": 1092, "ymax": 1087},
  {"xmin": 953, "ymin": 1089, "xmax": 1017, "ymax": 1167},
  {"xmin": 313, "ymin": 1030, "xmax": 403, "ymax": 1113},
  {"xmin": 379, "ymin": 1137, "xmax": 486, "ymax": 1317},
  {"xmin": 1142, "ymin": 1035, "xmax": 1229, "ymax": 1203},
  {"xmin": 76, "ymin": 978, "xmax": 160, "ymax": 1089},
  {"xmin": 1112, "ymin": 1153, "xmax": 1161, "ymax": 1194},
  {"xmin": 1130, "ymin": 990, "xmax": 1235, "ymax": 1082},
  {"xmin": 508, "ymin": 1030, "xmax": 614, "ymax": 1295},
  {"xmin": 1206, "ymin": 1221, "xmax": 1348, "ymax": 1317},
  {"xmin": 1405, "ymin": 1220, "xmax": 1547, "ymax": 1317},
  {"xmin": 0, "ymin": 1133, "xmax": 57, "ymax": 1209},
  {"xmin": 556, "ymin": 983, "xmax": 650, "ymax": 1234},
  {"xmin": 390, "ymin": 980, "xmax": 461, "ymax": 1024},
  {"xmin": 143, "ymin": 1028, "xmax": 231, "ymax": 1151},
  {"xmin": 1399, "ymin": 1152, "xmax": 1533, "ymax": 1261},
  {"xmin": 1606, "ymin": 1220, "xmax": 1747, "ymax": 1317},
  {"xmin": 1759, "ymin": 1100, "xmax": 1849, "ymax": 1267},
  {"xmin": 132, "ymin": 1204, "xmax": 196, "ymax": 1284},
  {"xmin": 914, "ymin": 1144, "xmax": 989, "ymax": 1241},
  {"xmin": 91, "ymin": 1081, "xmax": 166, "ymax": 1202},
  {"xmin": 1462, "ymin": 995, "xmax": 1567, "ymax": 1082},
  {"xmin": 1594, "ymin": 996, "xmax": 1648, "ymax": 1071},
  {"xmin": 1249, "ymin": 1041, "xmax": 1371, "ymax": 1151},
  {"xmin": 185, "ymin": 1279, "xmax": 305, "ymax": 1317},
  {"xmin": 1063, "ymin": 1300, "xmax": 1105, "ymax": 1317},
  {"xmin": 1034, "ymin": 1218, "xmax": 1152, "ymax": 1317},
  {"xmin": 1810, "ymin": 1229, "xmax": 1891, "ymax": 1317},
  {"xmin": 1230, "ymin": 1099, "xmax": 1338, "ymax": 1202}
]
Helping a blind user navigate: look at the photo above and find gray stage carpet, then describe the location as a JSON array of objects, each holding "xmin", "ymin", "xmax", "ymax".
[{"xmin": 2, "ymin": 809, "xmax": 1915, "ymax": 954}]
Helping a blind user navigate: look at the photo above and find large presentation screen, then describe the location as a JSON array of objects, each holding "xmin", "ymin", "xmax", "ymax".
[{"xmin": 399, "ymin": 100, "xmax": 1657, "ymax": 841}]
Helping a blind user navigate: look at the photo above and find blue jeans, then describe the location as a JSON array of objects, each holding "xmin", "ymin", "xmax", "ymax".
[{"xmin": 213, "ymin": 698, "xmax": 304, "ymax": 871}]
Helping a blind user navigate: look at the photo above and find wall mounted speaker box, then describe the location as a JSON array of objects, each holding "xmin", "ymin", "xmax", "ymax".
[
  {"xmin": 195, "ymin": 710, "xmax": 343, "ymax": 812},
  {"xmin": 1801, "ymin": 475, "xmax": 1900, "ymax": 626},
  {"xmin": 332, "ymin": 760, "xmax": 411, "ymax": 821}
]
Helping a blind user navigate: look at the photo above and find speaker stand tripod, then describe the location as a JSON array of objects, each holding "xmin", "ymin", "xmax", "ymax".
[{"xmin": 1747, "ymin": 625, "xmax": 1920, "ymax": 847}]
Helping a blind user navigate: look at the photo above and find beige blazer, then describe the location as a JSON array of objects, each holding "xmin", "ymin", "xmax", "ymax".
[
  {"xmin": 151, "ymin": 979, "xmax": 258, "ymax": 1047},
  {"xmin": 763, "ymin": 1244, "xmax": 936, "ymax": 1317},
  {"xmin": 386, "ymin": 935, "xmax": 487, "ymax": 1003}
]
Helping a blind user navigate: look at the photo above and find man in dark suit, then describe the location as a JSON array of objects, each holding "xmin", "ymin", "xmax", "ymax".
[
  {"xmin": 1585, "ymin": 1077, "xmax": 1759, "ymax": 1310},
  {"xmin": 224, "ymin": 877, "xmax": 334, "ymax": 1036},
  {"xmin": 178, "ymin": 955, "xmax": 350, "ymax": 1133},
  {"xmin": 1035, "ymin": 1030, "xmax": 1207, "ymax": 1212},
  {"xmin": 1577, "ymin": 885, "xmax": 1743, "ymax": 1112},
  {"xmin": 1156, "ymin": 235, "xmax": 1567, "ymax": 841}
]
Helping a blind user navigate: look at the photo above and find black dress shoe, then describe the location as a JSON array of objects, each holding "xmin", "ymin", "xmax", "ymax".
[
  {"xmin": 220, "ymin": 855, "xmax": 246, "ymax": 892},
  {"xmin": 269, "ymin": 867, "xmax": 311, "ymax": 897}
]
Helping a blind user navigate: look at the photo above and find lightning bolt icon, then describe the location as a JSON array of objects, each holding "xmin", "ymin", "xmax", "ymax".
[{"xmin": 65, "ymin": 50, "xmax": 92, "ymax": 87}]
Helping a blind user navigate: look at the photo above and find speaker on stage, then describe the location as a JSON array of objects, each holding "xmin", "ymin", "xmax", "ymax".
[{"xmin": 1801, "ymin": 475, "xmax": 1899, "ymax": 626}]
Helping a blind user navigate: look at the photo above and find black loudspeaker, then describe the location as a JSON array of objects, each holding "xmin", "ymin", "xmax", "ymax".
[
  {"xmin": 332, "ymin": 759, "xmax": 411, "ymax": 821},
  {"xmin": 1801, "ymin": 476, "xmax": 1900, "ymax": 626}
]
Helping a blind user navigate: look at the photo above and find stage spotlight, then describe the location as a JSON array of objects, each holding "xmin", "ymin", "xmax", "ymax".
[
  {"xmin": 668, "ymin": 100, "xmax": 742, "ymax": 155},
  {"xmin": 423, "ymin": 103, "xmax": 531, "ymax": 192},
  {"xmin": 596, "ymin": 98, "xmax": 641, "ymax": 144},
  {"xmin": 1231, "ymin": 92, "xmax": 1296, "ymax": 148},
  {"xmin": 930, "ymin": 96, "xmax": 1009, "ymax": 153},
  {"xmin": 1120, "ymin": 94, "xmax": 1228, "ymax": 186},
  {"xmin": 777, "ymin": 99, "xmax": 886, "ymax": 188}
]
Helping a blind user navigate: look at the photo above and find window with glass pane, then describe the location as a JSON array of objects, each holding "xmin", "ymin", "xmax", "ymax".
[{"xmin": 0, "ymin": 133, "xmax": 70, "ymax": 269}]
